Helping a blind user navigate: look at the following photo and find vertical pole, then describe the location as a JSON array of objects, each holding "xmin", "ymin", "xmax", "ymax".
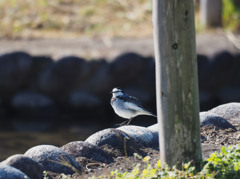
[{"xmin": 152, "ymin": 0, "xmax": 202, "ymax": 167}]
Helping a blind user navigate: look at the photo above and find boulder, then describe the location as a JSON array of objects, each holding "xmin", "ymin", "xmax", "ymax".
[
  {"xmin": 0, "ymin": 52, "xmax": 32, "ymax": 95},
  {"xmin": 200, "ymin": 111, "xmax": 237, "ymax": 130},
  {"xmin": 1, "ymin": 154, "xmax": 44, "ymax": 179},
  {"xmin": 109, "ymin": 53, "xmax": 149, "ymax": 86},
  {"xmin": 38, "ymin": 56, "xmax": 89, "ymax": 96},
  {"xmin": 24, "ymin": 145, "xmax": 82, "ymax": 174},
  {"xmin": 197, "ymin": 54, "xmax": 211, "ymax": 90},
  {"xmin": 199, "ymin": 90, "xmax": 217, "ymax": 111},
  {"xmin": 10, "ymin": 91, "xmax": 56, "ymax": 131},
  {"xmin": 84, "ymin": 64, "xmax": 113, "ymax": 97},
  {"xmin": 0, "ymin": 164, "xmax": 30, "ymax": 179},
  {"xmin": 117, "ymin": 125, "xmax": 157, "ymax": 147},
  {"xmin": 209, "ymin": 102, "xmax": 240, "ymax": 123},
  {"xmin": 11, "ymin": 91, "xmax": 54, "ymax": 109},
  {"xmin": 61, "ymin": 141, "xmax": 113, "ymax": 163},
  {"xmin": 217, "ymin": 87, "xmax": 240, "ymax": 103},
  {"xmin": 68, "ymin": 90, "xmax": 102, "ymax": 108},
  {"xmin": 205, "ymin": 51, "xmax": 235, "ymax": 91},
  {"xmin": 28, "ymin": 56, "xmax": 54, "ymax": 89},
  {"xmin": 147, "ymin": 123, "xmax": 159, "ymax": 146},
  {"xmin": 85, "ymin": 128, "xmax": 145, "ymax": 156}
]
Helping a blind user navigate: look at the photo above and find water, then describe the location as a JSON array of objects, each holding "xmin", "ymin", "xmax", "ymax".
[{"xmin": 0, "ymin": 126, "xmax": 100, "ymax": 162}]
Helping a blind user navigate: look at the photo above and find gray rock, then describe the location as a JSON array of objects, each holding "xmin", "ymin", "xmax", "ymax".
[
  {"xmin": 24, "ymin": 145, "xmax": 82, "ymax": 174},
  {"xmin": 68, "ymin": 90, "xmax": 102, "ymax": 108},
  {"xmin": 38, "ymin": 56, "xmax": 89, "ymax": 96},
  {"xmin": 0, "ymin": 52, "xmax": 32, "ymax": 94},
  {"xmin": 117, "ymin": 125, "xmax": 157, "ymax": 147},
  {"xmin": 147, "ymin": 123, "xmax": 158, "ymax": 133},
  {"xmin": 85, "ymin": 128, "xmax": 145, "ymax": 156},
  {"xmin": 28, "ymin": 56, "xmax": 54, "ymax": 89},
  {"xmin": 200, "ymin": 112, "xmax": 237, "ymax": 130},
  {"xmin": 199, "ymin": 90, "xmax": 215, "ymax": 110},
  {"xmin": 147, "ymin": 123, "xmax": 159, "ymax": 146},
  {"xmin": 10, "ymin": 91, "xmax": 55, "ymax": 131},
  {"xmin": 12, "ymin": 91, "xmax": 53, "ymax": 108},
  {"xmin": 204, "ymin": 51, "xmax": 235, "ymax": 91},
  {"xmin": 1, "ymin": 154, "xmax": 44, "ymax": 179},
  {"xmin": 61, "ymin": 141, "xmax": 113, "ymax": 163},
  {"xmin": 84, "ymin": 64, "xmax": 113, "ymax": 97},
  {"xmin": 209, "ymin": 102, "xmax": 240, "ymax": 123},
  {"xmin": 110, "ymin": 52, "xmax": 149, "ymax": 86},
  {"xmin": 217, "ymin": 87, "xmax": 240, "ymax": 103},
  {"xmin": 0, "ymin": 164, "xmax": 30, "ymax": 179}
]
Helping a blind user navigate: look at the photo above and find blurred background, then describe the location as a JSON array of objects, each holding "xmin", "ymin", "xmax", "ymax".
[{"xmin": 0, "ymin": 0, "xmax": 240, "ymax": 161}]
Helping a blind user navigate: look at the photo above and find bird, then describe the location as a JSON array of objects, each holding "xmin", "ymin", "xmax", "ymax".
[{"xmin": 110, "ymin": 87, "xmax": 156, "ymax": 126}]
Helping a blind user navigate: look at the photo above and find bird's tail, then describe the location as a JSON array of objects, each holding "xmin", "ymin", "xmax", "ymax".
[{"xmin": 144, "ymin": 111, "xmax": 157, "ymax": 118}]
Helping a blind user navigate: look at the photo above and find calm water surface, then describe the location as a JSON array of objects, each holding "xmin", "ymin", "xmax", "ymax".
[{"xmin": 0, "ymin": 126, "xmax": 100, "ymax": 162}]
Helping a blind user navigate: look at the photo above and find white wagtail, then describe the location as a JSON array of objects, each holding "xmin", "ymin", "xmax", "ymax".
[{"xmin": 110, "ymin": 88, "xmax": 156, "ymax": 125}]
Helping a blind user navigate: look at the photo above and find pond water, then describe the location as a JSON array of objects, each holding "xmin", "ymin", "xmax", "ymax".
[{"xmin": 0, "ymin": 125, "xmax": 101, "ymax": 162}]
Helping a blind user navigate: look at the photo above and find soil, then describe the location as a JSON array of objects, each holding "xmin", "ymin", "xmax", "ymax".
[{"xmin": 47, "ymin": 123, "xmax": 240, "ymax": 178}]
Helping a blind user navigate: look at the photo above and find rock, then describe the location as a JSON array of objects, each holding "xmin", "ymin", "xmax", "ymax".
[
  {"xmin": 200, "ymin": 112, "xmax": 237, "ymax": 130},
  {"xmin": 84, "ymin": 64, "xmax": 113, "ymax": 97},
  {"xmin": 197, "ymin": 54, "xmax": 211, "ymax": 89},
  {"xmin": 147, "ymin": 123, "xmax": 159, "ymax": 146},
  {"xmin": 209, "ymin": 102, "xmax": 240, "ymax": 123},
  {"xmin": 147, "ymin": 123, "xmax": 158, "ymax": 133},
  {"xmin": 68, "ymin": 90, "xmax": 102, "ymax": 108},
  {"xmin": 206, "ymin": 51, "xmax": 235, "ymax": 91},
  {"xmin": 117, "ymin": 125, "xmax": 157, "ymax": 147},
  {"xmin": 61, "ymin": 141, "xmax": 113, "ymax": 163},
  {"xmin": 12, "ymin": 91, "xmax": 54, "ymax": 109},
  {"xmin": 217, "ymin": 87, "xmax": 240, "ymax": 103},
  {"xmin": 110, "ymin": 52, "xmax": 149, "ymax": 86},
  {"xmin": 24, "ymin": 145, "xmax": 82, "ymax": 174},
  {"xmin": 87, "ymin": 59, "xmax": 108, "ymax": 78},
  {"xmin": 199, "ymin": 90, "xmax": 217, "ymax": 111},
  {"xmin": 38, "ymin": 56, "xmax": 89, "ymax": 96},
  {"xmin": 0, "ymin": 164, "xmax": 30, "ymax": 179},
  {"xmin": 10, "ymin": 91, "xmax": 56, "ymax": 131},
  {"xmin": 1, "ymin": 154, "xmax": 44, "ymax": 179},
  {"xmin": 85, "ymin": 128, "xmax": 145, "ymax": 156},
  {"xmin": 0, "ymin": 52, "xmax": 32, "ymax": 95},
  {"xmin": 28, "ymin": 56, "xmax": 54, "ymax": 88}
]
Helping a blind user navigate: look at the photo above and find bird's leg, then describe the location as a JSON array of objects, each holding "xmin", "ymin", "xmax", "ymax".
[
  {"xmin": 126, "ymin": 118, "xmax": 133, "ymax": 125},
  {"xmin": 115, "ymin": 120, "xmax": 129, "ymax": 127}
]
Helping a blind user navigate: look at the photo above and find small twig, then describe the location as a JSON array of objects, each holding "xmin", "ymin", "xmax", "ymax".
[{"xmin": 86, "ymin": 163, "xmax": 105, "ymax": 172}]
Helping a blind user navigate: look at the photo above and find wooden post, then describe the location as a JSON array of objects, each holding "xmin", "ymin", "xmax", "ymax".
[
  {"xmin": 200, "ymin": 0, "xmax": 222, "ymax": 27},
  {"xmin": 152, "ymin": 0, "xmax": 202, "ymax": 167}
]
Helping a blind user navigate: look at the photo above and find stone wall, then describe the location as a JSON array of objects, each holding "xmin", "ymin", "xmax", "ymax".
[{"xmin": 0, "ymin": 51, "xmax": 239, "ymax": 130}]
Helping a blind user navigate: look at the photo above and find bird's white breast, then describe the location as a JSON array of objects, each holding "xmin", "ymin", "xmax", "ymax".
[{"xmin": 111, "ymin": 98, "xmax": 136, "ymax": 119}]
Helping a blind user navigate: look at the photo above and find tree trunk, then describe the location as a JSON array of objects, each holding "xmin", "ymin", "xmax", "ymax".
[
  {"xmin": 200, "ymin": 0, "xmax": 222, "ymax": 27},
  {"xmin": 152, "ymin": 0, "xmax": 202, "ymax": 167}
]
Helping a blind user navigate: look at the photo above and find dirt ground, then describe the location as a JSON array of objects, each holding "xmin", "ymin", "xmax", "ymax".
[{"xmin": 46, "ymin": 123, "xmax": 240, "ymax": 178}]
